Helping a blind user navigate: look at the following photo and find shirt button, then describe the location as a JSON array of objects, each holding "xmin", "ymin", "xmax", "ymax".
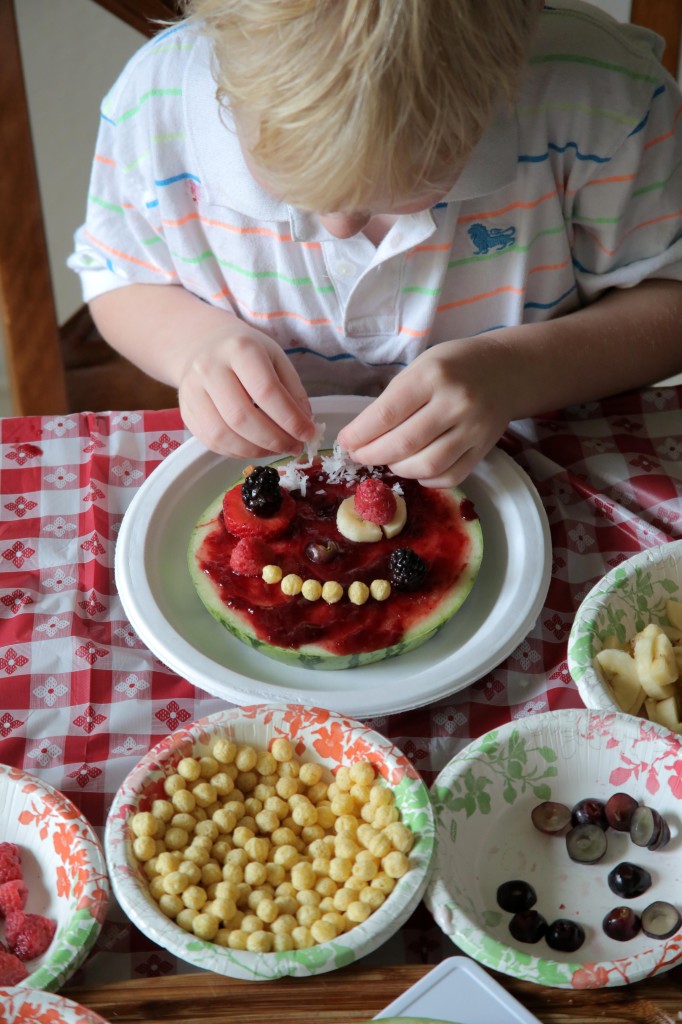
[{"xmin": 334, "ymin": 259, "xmax": 356, "ymax": 279}]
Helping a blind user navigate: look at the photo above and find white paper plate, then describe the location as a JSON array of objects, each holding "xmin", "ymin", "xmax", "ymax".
[
  {"xmin": 115, "ymin": 396, "xmax": 551, "ymax": 717},
  {"xmin": 374, "ymin": 956, "xmax": 540, "ymax": 1022}
]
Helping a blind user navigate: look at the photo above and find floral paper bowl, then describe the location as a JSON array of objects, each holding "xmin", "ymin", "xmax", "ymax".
[
  {"xmin": 105, "ymin": 704, "xmax": 434, "ymax": 981},
  {"xmin": 425, "ymin": 708, "xmax": 682, "ymax": 989},
  {"xmin": 567, "ymin": 540, "xmax": 682, "ymax": 712},
  {"xmin": 0, "ymin": 764, "xmax": 109, "ymax": 991},
  {"xmin": 0, "ymin": 988, "xmax": 110, "ymax": 1024}
]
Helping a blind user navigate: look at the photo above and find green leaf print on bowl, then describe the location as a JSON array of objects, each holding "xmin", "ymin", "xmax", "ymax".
[{"xmin": 431, "ymin": 727, "xmax": 559, "ymax": 830}]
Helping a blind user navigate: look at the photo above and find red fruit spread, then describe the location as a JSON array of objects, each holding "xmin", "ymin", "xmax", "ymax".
[{"xmin": 195, "ymin": 463, "xmax": 479, "ymax": 656}]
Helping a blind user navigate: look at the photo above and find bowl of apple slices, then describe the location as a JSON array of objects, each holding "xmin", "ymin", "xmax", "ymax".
[{"xmin": 567, "ymin": 541, "xmax": 682, "ymax": 728}]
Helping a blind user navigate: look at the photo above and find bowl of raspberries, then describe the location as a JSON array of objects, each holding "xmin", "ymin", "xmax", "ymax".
[{"xmin": 0, "ymin": 763, "xmax": 109, "ymax": 990}]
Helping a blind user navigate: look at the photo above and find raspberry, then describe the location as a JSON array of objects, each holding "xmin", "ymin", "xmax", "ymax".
[
  {"xmin": 229, "ymin": 537, "xmax": 274, "ymax": 577},
  {"xmin": 0, "ymin": 879, "xmax": 28, "ymax": 917},
  {"xmin": 6, "ymin": 911, "xmax": 57, "ymax": 961},
  {"xmin": 0, "ymin": 949, "xmax": 28, "ymax": 984},
  {"xmin": 354, "ymin": 478, "xmax": 397, "ymax": 525},
  {"xmin": 0, "ymin": 844, "xmax": 22, "ymax": 886}
]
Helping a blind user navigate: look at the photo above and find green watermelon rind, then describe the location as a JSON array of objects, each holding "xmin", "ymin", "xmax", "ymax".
[{"xmin": 188, "ymin": 470, "xmax": 483, "ymax": 671}]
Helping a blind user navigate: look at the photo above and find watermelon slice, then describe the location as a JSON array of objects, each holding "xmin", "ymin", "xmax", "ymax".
[{"xmin": 188, "ymin": 454, "xmax": 483, "ymax": 670}]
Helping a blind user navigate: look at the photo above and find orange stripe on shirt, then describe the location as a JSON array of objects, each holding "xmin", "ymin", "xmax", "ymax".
[
  {"xmin": 163, "ymin": 211, "xmax": 321, "ymax": 248},
  {"xmin": 565, "ymin": 173, "xmax": 637, "ymax": 196},
  {"xmin": 84, "ymin": 231, "xmax": 177, "ymax": 277},
  {"xmin": 94, "ymin": 154, "xmax": 116, "ymax": 167},
  {"xmin": 438, "ymin": 284, "xmax": 524, "ymax": 312},
  {"xmin": 458, "ymin": 189, "xmax": 559, "ymax": 224},
  {"xmin": 397, "ymin": 324, "xmax": 431, "ymax": 337},
  {"xmin": 530, "ymin": 258, "xmax": 571, "ymax": 273},
  {"xmin": 211, "ymin": 287, "xmax": 333, "ymax": 327},
  {"xmin": 643, "ymin": 103, "xmax": 682, "ymax": 151},
  {"xmin": 407, "ymin": 242, "xmax": 453, "ymax": 257}
]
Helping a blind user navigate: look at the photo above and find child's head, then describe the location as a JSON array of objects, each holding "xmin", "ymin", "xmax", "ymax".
[{"xmin": 185, "ymin": 0, "xmax": 541, "ymax": 214}]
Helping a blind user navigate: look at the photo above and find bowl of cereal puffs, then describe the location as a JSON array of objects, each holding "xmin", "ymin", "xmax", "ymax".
[
  {"xmin": 104, "ymin": 704, "xmax": 434, "ymax": 980},
  {"xmin": 568, "ymin": 541, "xmax": 682, "ymax": 729}
]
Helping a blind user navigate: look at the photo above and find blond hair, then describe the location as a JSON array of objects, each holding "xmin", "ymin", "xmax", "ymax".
[{"xmin": 184, "ymin": 0, "xmax": 540, "ymax": 212}]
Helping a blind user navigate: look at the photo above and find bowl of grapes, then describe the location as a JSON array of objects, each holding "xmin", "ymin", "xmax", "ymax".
[{"xmin": 424, "ymin": 708, "xmax": 682, "ymax": 988}]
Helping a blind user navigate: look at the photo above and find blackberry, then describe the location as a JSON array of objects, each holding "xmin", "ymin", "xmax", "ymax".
[
  {"xmin": 241, "ymin": 465, "xmax": 282, "ymax": 517},
  {"xmin": 389, "ymin": 547, "xmax": 427, "ymax": 591}
]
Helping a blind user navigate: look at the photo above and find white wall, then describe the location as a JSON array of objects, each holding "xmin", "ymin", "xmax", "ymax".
[{"xmin": 3, "ymin": 0, "xmax": 679, "ymax": 415}]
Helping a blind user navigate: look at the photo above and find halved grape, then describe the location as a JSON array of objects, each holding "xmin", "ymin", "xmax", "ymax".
[
  {"xmin": 607, "ymin": 862, "xmax": 652, "ymax": 899},
  {"xmin": 566, "ymin": 823, "xmax": 608, "ymax": 863},
  {"xmin": 531, "ymin": 801, "xmax": 572, "ymax": 836},
  {"xmin": 630, "ymin": 806, "xmax": 671, "ymax": 850},
  {"xmin": 545, "ymin": 918, "xmax": 586, "ymax": 953},
  {"xmin": 604, "ymin": 792, "xmax": 639, "ymax": 832},
  {"xmin": 571, "ymin": 797, "xmax": 608, "ymax": 830},
  {"xmin": 496, "ymin": 879, "xmax": 537, "ymax": 914},
  {"xmin": 509, "ymin": 909, "xmax": 547, "ymax": 943},
  {"xmin": 603, "ymin": 906, "xmax": 641, "ymax": 941},
  {"xmin": 641, "ymin": 901, "xmax": 682, "ymax": 940}
]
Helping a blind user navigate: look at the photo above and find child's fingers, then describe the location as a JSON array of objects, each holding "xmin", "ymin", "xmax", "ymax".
[
  {"xmin": 337, "ymin": 379, "xmax": 425, "ymax": 454},
  {"xmin": 180, "ymin": 385, "xmax": 279, "ymax": 458},
  {"xmin": 236, "ymin": 346, "xmax": 315, "ymax": 444},
  {"xmin": 342, "ymin": 396, "xmax": 447, "ymax": 469}
]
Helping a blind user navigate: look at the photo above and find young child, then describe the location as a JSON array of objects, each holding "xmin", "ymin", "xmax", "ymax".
[{"xmin": 69, "ymin": 0, "xmax": 682, "ymax": 488}]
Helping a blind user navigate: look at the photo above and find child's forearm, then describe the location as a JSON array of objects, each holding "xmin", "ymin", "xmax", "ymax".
[
  {"xmin": 497, "ymin": 278, "xmax": 682, "ymax": 419},
  {"xmin": 89, "ymin": 284, "xmax": 239, "ymax": 386}
]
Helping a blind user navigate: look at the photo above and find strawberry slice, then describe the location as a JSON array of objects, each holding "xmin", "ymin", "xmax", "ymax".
[{"xmin": 222, "ymin": 485, "xmax": 295, "ymax": 540}]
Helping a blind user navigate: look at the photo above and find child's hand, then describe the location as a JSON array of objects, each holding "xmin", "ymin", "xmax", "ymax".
[
  {"xmin": 337, "ymin": 338, "xmax": 514, "ymax": 488},
  {"xmin": 178, "ymin": 322, "xmax": 314, "ymax": 458}
]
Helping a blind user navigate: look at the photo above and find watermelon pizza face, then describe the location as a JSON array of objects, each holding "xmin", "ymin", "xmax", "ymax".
[{"xmin": 188, "ymin": 450, "xmax": 483, "ymax": 670}]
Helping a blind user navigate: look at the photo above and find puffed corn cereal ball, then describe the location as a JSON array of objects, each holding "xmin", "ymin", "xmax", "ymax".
[
  {"xmin": 129, "ymin": 744, "xmax": 414, "ymax": 952},
  {"xmin": 321, "ymin": 581, "xmax": 344, "ymax": 604},
  {"xmin": 281, "ymin": 573, "xmax": 303, "ymax": 596}
]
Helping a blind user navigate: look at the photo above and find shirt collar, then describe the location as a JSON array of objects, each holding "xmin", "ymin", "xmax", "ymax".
[
  {"xmin": 441, "ymin": 102, "xmax": 518, "ymax": 202},
  {"xmin": 186, "ymin": 33, "xmax": 518, "ymax": 226}
]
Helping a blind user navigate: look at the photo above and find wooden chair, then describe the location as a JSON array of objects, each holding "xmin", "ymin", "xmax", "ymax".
[
  {"xmin": 0, "ymin": 1, "xmax": 680, "ymax": 416},
  {"xmin": 632, "ymin": 0, "xmax": 682, "ymax": 77},
  {"xmin": 0, "ymin": 0, "xmax": 181, "ymax": 416}
]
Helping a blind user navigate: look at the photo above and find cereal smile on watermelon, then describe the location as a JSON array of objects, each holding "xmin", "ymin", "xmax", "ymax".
[{"xmin": 188, "ymin": 439, "xmax": 483, "ymax": 670}]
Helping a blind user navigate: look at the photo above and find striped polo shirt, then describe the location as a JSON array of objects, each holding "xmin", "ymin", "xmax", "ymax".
[{"xmin": 69, "ymin": 1, "xmax": 682, "ymax": 398}]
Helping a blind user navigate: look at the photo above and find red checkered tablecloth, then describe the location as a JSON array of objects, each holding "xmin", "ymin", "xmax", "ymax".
[{"xmin": 1, "ymin": 388, "xmax": 681, "ymax": 982}]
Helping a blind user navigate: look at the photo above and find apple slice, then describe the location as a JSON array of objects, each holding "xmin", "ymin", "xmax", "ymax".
[
  {"xmin": 595, "ymin": 648, "xmax": 645, "ymax": 713},
  {"xmin": 666, "ymin": 598, "xmax": 682, "ymax": 632},
  {"xmin": 634, "ymin": 624, "xmax": 678, "ymax": 697}
]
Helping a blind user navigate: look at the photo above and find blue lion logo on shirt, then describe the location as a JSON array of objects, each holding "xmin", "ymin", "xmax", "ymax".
[{"xmin": 468, "ymin": 223, "xmax": 516, "ymax": 255}]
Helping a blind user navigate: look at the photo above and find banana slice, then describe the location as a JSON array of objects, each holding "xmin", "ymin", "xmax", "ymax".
[
  {"xmin": 381, "ymin": 494, "xmax": 407, "ymax": 539},
  {"xmin": 336, "ymin": 497, "xmax": 382, "ymax": 542}
]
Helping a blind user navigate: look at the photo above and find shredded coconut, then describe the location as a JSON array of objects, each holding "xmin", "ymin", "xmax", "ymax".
[
  {"xmin": 278, "ymin": 419, "xmax": 326, "ymax": 491},
  {"xmin": 392, "ymin": 482, "xmax": 404, "ymax": 496},
  {"xmin": 320, "ymin": 441, "xmax": 362, "ymax": 485}
]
